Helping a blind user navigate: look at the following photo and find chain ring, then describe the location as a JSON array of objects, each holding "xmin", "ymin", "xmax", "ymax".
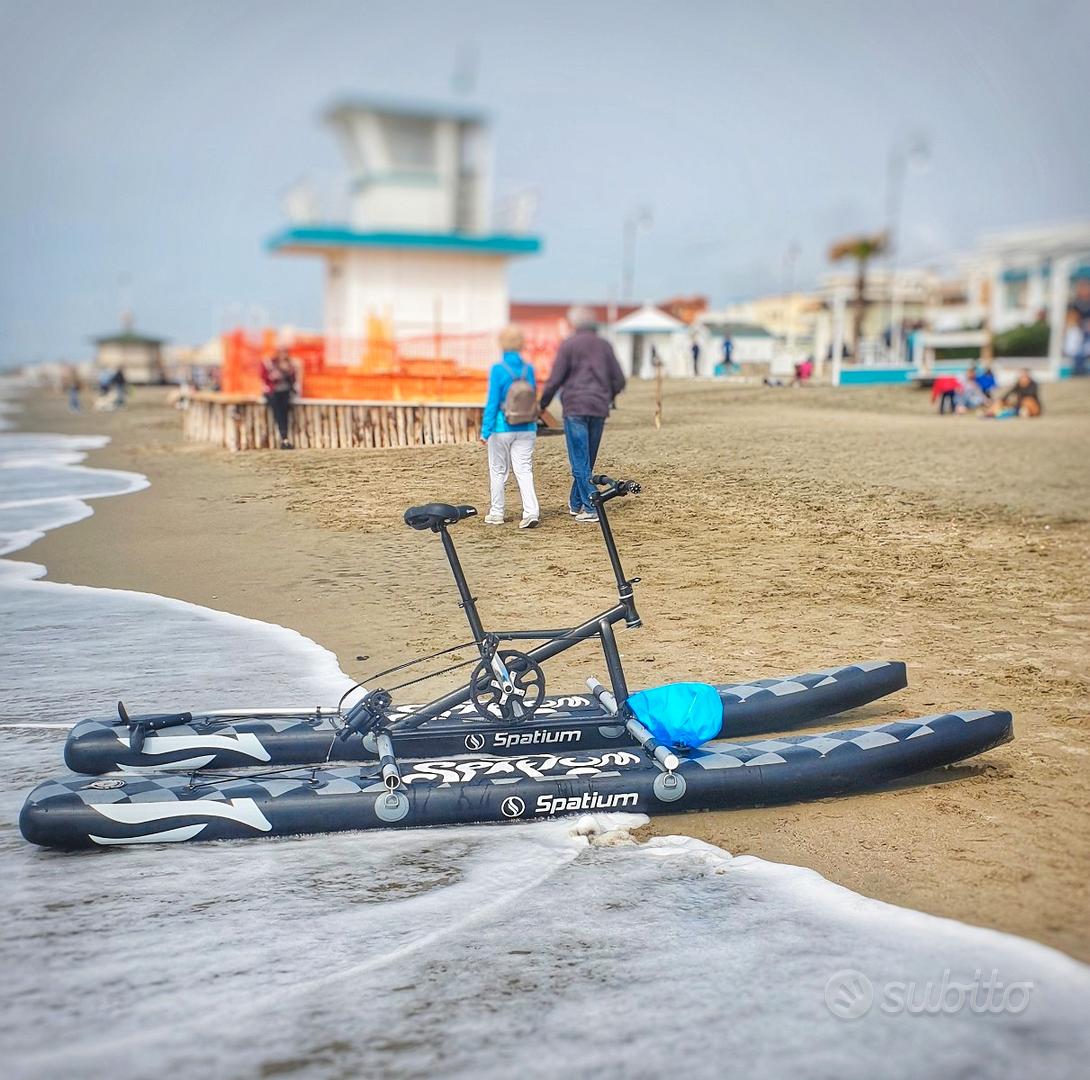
[{"xmin": 469, "ymin": 650, "xmax": 546, "ymax": 723}]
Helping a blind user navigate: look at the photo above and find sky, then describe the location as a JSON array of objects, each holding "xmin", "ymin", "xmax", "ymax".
[{"xmin": 0, "ymin": 0, "xmax": 1087, "ymax": 364}]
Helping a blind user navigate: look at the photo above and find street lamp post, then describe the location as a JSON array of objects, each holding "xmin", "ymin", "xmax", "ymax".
[
  {"xmin": 783, "ymin": 242, "xmax": 801, "ymax": 365},
  {"xmin": 621, "ymin": 206, "xmax": 653, "ymax": 302},
  {"xmin": 885, "ymin": 135, "xmax": 930, "ymax": 364}
]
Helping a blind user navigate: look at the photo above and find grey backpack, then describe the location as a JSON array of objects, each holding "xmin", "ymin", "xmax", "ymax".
[{"xmin": 502, "ymin": 363, "xmax": 538, "ymax": 425}]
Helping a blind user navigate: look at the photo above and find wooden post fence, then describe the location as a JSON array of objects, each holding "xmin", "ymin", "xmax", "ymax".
[{"xmin": 181, "ymin": 392, "xmax": 484, "ymax": 451}]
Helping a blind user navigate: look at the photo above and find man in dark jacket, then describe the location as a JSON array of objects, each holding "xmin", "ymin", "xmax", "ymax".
[{"xmin": 539, "ymin": 307, "xmax": 627, "ymax": 522}]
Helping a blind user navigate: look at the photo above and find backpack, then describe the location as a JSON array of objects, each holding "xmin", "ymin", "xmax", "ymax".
[{"xmin": 501, "ymin": 362, "xmax": 539, "ymax": 425}]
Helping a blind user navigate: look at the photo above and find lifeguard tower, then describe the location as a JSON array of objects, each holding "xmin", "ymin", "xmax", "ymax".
[
  {"xmin": 266, "ymin": 97, "xmax": 541, "ymax": 375},
  {"xmin": 196, "ymin": 98, "xmax": 544, "ymax": 449}
]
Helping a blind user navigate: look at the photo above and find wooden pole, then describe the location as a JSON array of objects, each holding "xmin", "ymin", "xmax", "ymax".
[
  {"xmin": 980, "ymin": 279, "xmax": 994, "ymax": 365},
  {"xmin": 433, "ymin": 295, "xmax": 443, "ymax": 402},
  {"xmin": 654, "ymin": 347, "xmax": 663, "ymax": 430}
]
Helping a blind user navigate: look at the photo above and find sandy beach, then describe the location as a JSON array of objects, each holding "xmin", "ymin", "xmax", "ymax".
[{"xmin": 12, "ymin": 378, "xmax": 1090, "ymax": 961}]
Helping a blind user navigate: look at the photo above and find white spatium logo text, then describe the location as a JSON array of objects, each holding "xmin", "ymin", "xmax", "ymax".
[{"xmin": 403, "ymin": 751, "xmax": 640, "ymax": 786}]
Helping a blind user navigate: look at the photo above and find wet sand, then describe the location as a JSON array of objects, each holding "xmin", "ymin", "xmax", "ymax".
[{"xmin": 12, "ymin": 378, "xmax": 1090, "ymax": 960}]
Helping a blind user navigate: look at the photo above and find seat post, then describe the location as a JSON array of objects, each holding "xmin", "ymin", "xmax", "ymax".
[{"xmin": 438, "ymin": 525, "xmax": 486, "ymax": 641}]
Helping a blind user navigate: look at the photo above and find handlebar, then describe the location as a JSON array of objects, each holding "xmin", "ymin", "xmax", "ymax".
[{"xmin": 592, "ymin": 474, "xmax": 642, "ymax": 495}]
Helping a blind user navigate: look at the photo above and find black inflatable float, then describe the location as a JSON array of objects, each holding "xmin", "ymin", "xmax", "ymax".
[
  {"xmin": 21, "ymin": 710, "xmax": 1012, "ymax": 849},
  {"xmin": 63, "ymin": 661, "xmax": 907, "ymax": 774}
]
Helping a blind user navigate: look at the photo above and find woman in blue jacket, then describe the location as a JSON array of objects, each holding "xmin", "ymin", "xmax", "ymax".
[{"xmin": 480, "ymin": 326, "xmax": 540, "ymax": 528}]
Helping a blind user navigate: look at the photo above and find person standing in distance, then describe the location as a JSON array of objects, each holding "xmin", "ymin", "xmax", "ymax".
[
  {"xmin": 539, "ymin": 306, "xmax": 626, "ymax": 523},
  {"xmin": 262, "ymin": 349, "xmax": 298, "ymax": 449},
  {"xmin": 480, "ymin": 325, "xmax": 541, "ymax": 528}
]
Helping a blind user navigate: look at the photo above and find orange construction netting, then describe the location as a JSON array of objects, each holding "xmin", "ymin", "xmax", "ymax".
[{"xmin": 221, "ymin": 326, "xmax": 560, "ymax": 404}]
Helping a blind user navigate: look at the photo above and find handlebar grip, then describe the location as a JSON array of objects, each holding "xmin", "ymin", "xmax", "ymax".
[{"xmin": 592, "ymin": 474, "xmax": 641, "ymax": 495}]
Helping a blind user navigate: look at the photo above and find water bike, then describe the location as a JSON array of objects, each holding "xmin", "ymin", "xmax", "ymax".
[{"xmin": 20, "ymin": 476, "xmax": 1013, "ymax": 849}]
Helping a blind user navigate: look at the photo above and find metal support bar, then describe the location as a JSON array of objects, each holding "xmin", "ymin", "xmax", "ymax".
[
  {"xmin": 397, "ymin": 602, "xmax": 631, "ymax": 728},
  {"xmin": 587, "ymin": 677, "xmax": 679, "ymax": 773},
  {"xmin": 495, "ymin": 628, "xmax": 577, "ymax": 640},
  {"xmin": 597, "ymin": 619, "xmax": 630, "ymax": 705},
  {"xmin": 439, "ymin": 526, "xmax": 485, "ymax": 642},
  {"xmin": 375, "ymin": 731, "xmax": 401, "ymax": 790}
]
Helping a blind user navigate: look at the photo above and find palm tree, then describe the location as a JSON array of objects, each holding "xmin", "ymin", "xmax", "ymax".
[{"xmin": 828, "ymin": 232, "xmax": 888, "ymax": 359}]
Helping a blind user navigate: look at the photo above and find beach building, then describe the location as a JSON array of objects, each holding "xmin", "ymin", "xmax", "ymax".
[
  {"xmin": 701, "ymin": 294, "xmax": 821, "ymax": 376},
  {"xmin": 164, "ymin": 337, "xmax": 223, "ymax": 388},
  {"xmin": 813, "ymin": 268, "xmax": 943, "ymax": 376},
  {"xmin": 510, "ymin": 302, "xmax": 638, "ymax": 371},
  {"xmin": 509, "ymin": 297, "xmax": 710, "ymax": 378},
  {"xmin": 256, "ymin": 97, "xmax": 540, "ymax": 388},
  {"xmin": 962, "ymin": 221, "xmax": 1090, "ymax": 333},
  {"xmin": 612, "ymin": 305, "xmax": 688, "ymax": 378},
  {"xmin": 811, "ymin": 222, "xmax": 1090, "ymax": 382},
  {"xmin": 692, "ymin": 314, "xmax": 777, "ymax": 372},
  {"xmin": 92, "ymin": 317, "xmax": 166, "ymax": 385},
  {"xmin": 959, "ymin": 221, "xmax": 1090, "ymax": 378}
]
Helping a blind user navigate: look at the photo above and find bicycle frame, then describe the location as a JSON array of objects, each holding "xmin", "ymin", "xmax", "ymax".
[{"xmin": 396, "ymin": 479, "xmax": 642, "ymax": 730}]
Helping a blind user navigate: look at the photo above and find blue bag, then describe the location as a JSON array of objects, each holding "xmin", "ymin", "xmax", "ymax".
[{"xmin": 627, "ymin": 682, "xmax": 722, "ymax": 748}]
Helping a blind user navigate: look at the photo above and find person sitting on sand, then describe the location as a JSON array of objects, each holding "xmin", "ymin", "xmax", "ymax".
[
  {"xmin": 480, "ymin": 325, "xmax": 540, "ymax": 529},
  {"xmin": 261, "ymin": 349, "xmax": 298, "ymax": 449},
  {"xmin": 955, "ymin": 370, "xmax": 987, "ymax": 413},
  {"xmin": 976, "ymin": 365, "xmax": 997, "ymax": 398},
  {"xmin": 984, "ymin": 369, "xmax": 1042, "ymax": 418},
  {"xmin": 1003, "ymin": 369, "xmax": 1042, "ymax": 416}
]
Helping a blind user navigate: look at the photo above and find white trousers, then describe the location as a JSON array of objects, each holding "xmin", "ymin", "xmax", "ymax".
[{"xmin": 487, "ymin": 432, "xmax": 539, "ymax": 518}]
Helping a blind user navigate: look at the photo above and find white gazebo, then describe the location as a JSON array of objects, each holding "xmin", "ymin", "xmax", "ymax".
[{"xmin": 612, "ymin": 305, "xmax": 687, "ymax": 378}]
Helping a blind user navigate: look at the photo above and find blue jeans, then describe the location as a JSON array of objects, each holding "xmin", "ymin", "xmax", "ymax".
[{"xmin": 563, "ymin": 414, "xmax": 605, "ymax": 512}]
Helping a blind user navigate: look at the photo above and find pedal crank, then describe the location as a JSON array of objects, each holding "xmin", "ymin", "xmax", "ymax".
[{"xmin": 469, "ymin": 650, "xmax": 545, "ymax": 723}]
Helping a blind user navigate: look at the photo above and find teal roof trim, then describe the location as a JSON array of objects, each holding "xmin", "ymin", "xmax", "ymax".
[
  {"xmin": 999, "ymin": 263, "xmax": 1090, "ymax": 282},
  {"xmin": 267, "ymin": 226, "xmax": 542, "ymax": 256},
  {"xmin": 324, "ymin": 96, "xmax": 487, "ymax": 125},
  {"xmin": 91, "ymin": 331, "xmax": 166, "ymax": 345},
  {"xmin": 351, "ymin": 171, "xmax": 441, "ymax": 191}
]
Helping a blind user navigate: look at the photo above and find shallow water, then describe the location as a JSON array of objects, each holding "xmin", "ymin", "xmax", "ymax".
[{"xmin": 0, "ymin": 394, "xmax": 1087, "ymax": 1079}]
